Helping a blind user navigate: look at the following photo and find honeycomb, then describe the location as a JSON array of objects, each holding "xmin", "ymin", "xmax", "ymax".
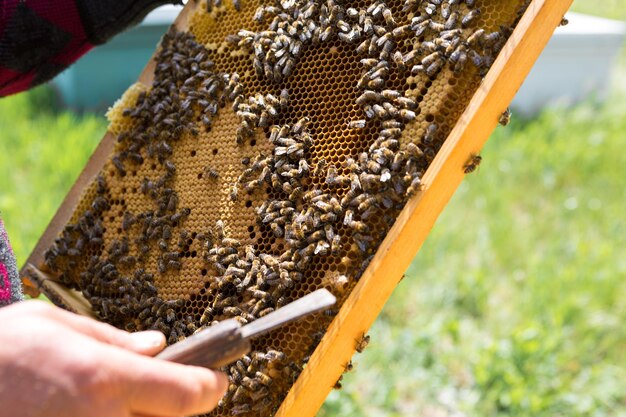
[{"xmin": 40, "ymin": 0, "xmax": 529, "ymax": 415}]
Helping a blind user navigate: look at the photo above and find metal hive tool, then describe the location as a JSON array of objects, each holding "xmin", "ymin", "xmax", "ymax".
[{"xmin": 21, "ymin": 0, "xmax": 572, "ymax": 415}]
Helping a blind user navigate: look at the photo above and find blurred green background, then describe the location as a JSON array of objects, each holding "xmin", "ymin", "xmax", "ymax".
[{"xmin": 0, "ymin": 1, "xmax": 624, "ymax": 416}]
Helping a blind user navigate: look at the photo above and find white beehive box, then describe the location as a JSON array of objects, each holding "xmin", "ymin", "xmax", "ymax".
[{"xmin": 512, "ymin": 12, "xmax": 626, "ymax": 115}]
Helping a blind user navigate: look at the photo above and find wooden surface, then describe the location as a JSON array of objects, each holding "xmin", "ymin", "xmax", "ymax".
[
  {"xmin": 274, "ymin": 0, "xmax": 574, "ymax": 416},
  {"xmin": 22, "ymin": 264, "xmax": 97, "ymax": 317}
]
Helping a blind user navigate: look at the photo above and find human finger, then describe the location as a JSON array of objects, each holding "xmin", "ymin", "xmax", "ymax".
[
  {"xmin": 46, "ymin": 307, "xmax": 166, "ymax": 355},
  {"xmin": 131, "ymin": 414, "xmax": 176, "ymax": 417},
  {"xmin": 110, "ymin": 350, "xmax": 228, "ymax": 416}
]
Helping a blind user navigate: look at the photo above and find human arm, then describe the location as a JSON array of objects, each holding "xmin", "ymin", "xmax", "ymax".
[
  {"xmin": 0, "ymin": 300, "xmax": 228, "ymax": 417},
  {"xmin": 0, "ymin": 0, "xmax": 179, "ymax": 96}
]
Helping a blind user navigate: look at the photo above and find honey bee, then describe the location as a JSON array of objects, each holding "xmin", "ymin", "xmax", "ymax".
[
  {"xmin": 241, "ymin": 376, "xmax": 261, "ymax": 391},
  {"xmin": 428, "ymin": 21, "xmax": 445, "ymax": 32},
  {"xmin": 230, "ymin": 186, "xmax": 239, "ymax": 201},
  {"xmin": 121, "ymin": 212, "xmax": 136, "ymax": 231},
  {"xmin": 355, "ymin": 333, "xmax": 370, "ymax": 353},
  {"xmin": 223, "ymin": 306, "xmax": 243, "ymax": 316},
  {"xmin": 270, "ymin": 294, "xmax": 287, "ymax": 308},
  {"xmin": 167, "ymin": 260, "xmax": 182, "ymax": 270},
  {"xmin": 199, "ymin": 306, "xmax": 214, "ymax": 325},
  {"xmin": 329, "ymin": 274, "xmax": 349, "ymax": 294},
  {"xmin": 499, "ymin": 107, "xmax": 511, "ymax": 126},
  {"xmin": 463, "ymin": 154, "xmax": 482, "ymax": 174},
  {"xmin": 467, "ymin": 28, "xmax": 485, "ymax": 46},
  {"xmin": 451, "ymin": 49, "xmax": 468, "ymax": 73},
  {"xmin": 368, "ymin": 76, "xmax": 385, "ymax": 90},
  {"xmin": 426, "ymin": 59, "xmax": 444, "ymax": 77},
  {"xmin": 339, "ymin": 27, "xmax": 362, "ymax": 44},
  {"xmin": 166, "ymin": 194, "xmax": 178, "ymax": 213},
  {"xmin": 325, "ymin": 164, "xmax": 341, "ymax": 186},
  {"xmin": 441, "ymin": 1, "xmax": 451, "ymax": 18},
  {"xmin": 163, "ymin": 160, "xmax": 176, "ymax": 174},
  {"xmin": 95, "ymin": 175, "xmax": 107, "ymax": 194},
  {"xmin": 406, "ymin": 175, "xmax": 423, "ymax": 197},
  {"xmin": 399, "ymin": 109, "xmax": 416, "ymax": 122},
  {"xmin": 444, "ymin": 11, "xmax": 459, "ymax": 30},
  {"xmin": 162, "ymin": 251, "xmax": 179, "ymax": 263},
  {"xmin": 112, "ymin": 156, "xmax": 127, "ymax": 176},
  {"xmin": 462, "ymin": 8, "xmax": 481, "ymax": 28},
  {"xmin": 171, "ymin": 208, "xmax": 191, "ymax": 224},
  {"xmin": 230, "ymin": 402, "xmax": 252, "ymax": 416},
  {"xmin": 392, "ymin": 24, "xmax": 411, "ymax": 38},
  {"xmin": 380, "ymin": 7, "xmax": 394, "ymax": 25},
  {"xmin": 227, "ymin": 370, "xmax": 243, "ymax": 391},
  {"xmin": 255, "ymin": 371, "xmax": 272, "ymax": 386},
  {"xmin": 204, "ymin": 166, "xmax": 219, "ymax": 179},
  {"xmin": 266, "ymin": 350, "xmax": 286, "ymax": 362},
  {"xmin": 347, "ymin": 219, "xmax": 369, "ymax": 233},
  {"xmin": 118, "ymin": 255, "xmax": 136, "ymax": 268},
  {"xmin": 424, "ymin": 2, "xmax": 437, "ymax": 15},
  {"xmin": 231, "ymin": 386, "xmax": 249, "ymax": 403},
  {"xmin": 348, "ymin": 119, "xmax": 366, "ymax": 129},
  {"xmin": 484, "ymin": 30, "xmax": 501, "ymax": 47},
  {"xmin": 413, "ymin": 19, "xmax": 429, "ymax": 37},
  {"xmin": 468, "ymin": 49, "xmax": 484, "ymax": 68},
  {"xmin": 424, "ymin": 123, "xmax": 438, "ymax": 143},
  {"xmin": 313, "ymin": 158, "xmax": 328, "ymax": 177}
]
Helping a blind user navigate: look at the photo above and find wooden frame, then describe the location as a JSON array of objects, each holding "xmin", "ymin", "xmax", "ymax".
[{"xmin": 21, "ymin": 0, "xmax": 573, "ymax": 415}]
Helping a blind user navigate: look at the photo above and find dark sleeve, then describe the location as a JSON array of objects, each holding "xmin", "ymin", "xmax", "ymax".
[
  {"xmin": 0, "ymin": 218, "xmax": 23, "ymax": 307},
  {"xmin": 0, "ymin": 0, "xmax": 177, "ymax": 97}
]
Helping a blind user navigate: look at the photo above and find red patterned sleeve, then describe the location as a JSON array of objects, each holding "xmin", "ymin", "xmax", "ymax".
[
  {"xmin": 0, "ymin": 218, "xmax": 23, "ymax": 306},
  {"xmin": 0, "ymin": 0, "xmax": 176, "ymax": 97}
]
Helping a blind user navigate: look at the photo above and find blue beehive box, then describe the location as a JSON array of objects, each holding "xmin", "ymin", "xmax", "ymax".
[{"xmin": 52, "ymin": 5, "xmax": 182, "ymax": 110}]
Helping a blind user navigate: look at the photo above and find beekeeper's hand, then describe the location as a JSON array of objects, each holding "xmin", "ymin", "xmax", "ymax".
[{"xmin": 0, "ymin": 300, "xmax": 227, "ymax": 417}]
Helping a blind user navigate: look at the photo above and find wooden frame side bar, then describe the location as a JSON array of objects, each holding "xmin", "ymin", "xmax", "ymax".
[{"xmin": 275, "ymin": 0, "xmax": 573, "ymax": 415}]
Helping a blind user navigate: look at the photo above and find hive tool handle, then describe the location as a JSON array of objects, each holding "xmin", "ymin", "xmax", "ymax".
[{"xmin": 155, "ymin": 289, "xmax": 336, "ymax": 369}]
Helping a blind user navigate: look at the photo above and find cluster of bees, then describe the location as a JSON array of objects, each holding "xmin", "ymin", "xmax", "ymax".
[
  {"xmin": 234, "ymin": 89, "xmax": 289, "ymax": 144},
  {"xmin": 44, "ymin": 30, "xmax": 232, "ymax": 341},
  {"xmin": 42, "ymin": 28, "xmax": 308, "ymax": 415},
  {"xmin": 41, "ymin": 0, "xmax": 526, "ymax": 415},
  {"xmin": 224, "ymin": 349, "xmax": 300, "ymax": 415}
]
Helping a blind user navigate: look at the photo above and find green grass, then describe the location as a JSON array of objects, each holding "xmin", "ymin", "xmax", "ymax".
[
  {"xmin": 320, "ymin": 94, "xmax": 626, "ymax": 417},
  {"xmin": 0, "ymin": 87, "xmax": 107, "ymax": 263},
  {"xmin": 571, "ymin": 0, "xmax": 626, "ymax": 21}
]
